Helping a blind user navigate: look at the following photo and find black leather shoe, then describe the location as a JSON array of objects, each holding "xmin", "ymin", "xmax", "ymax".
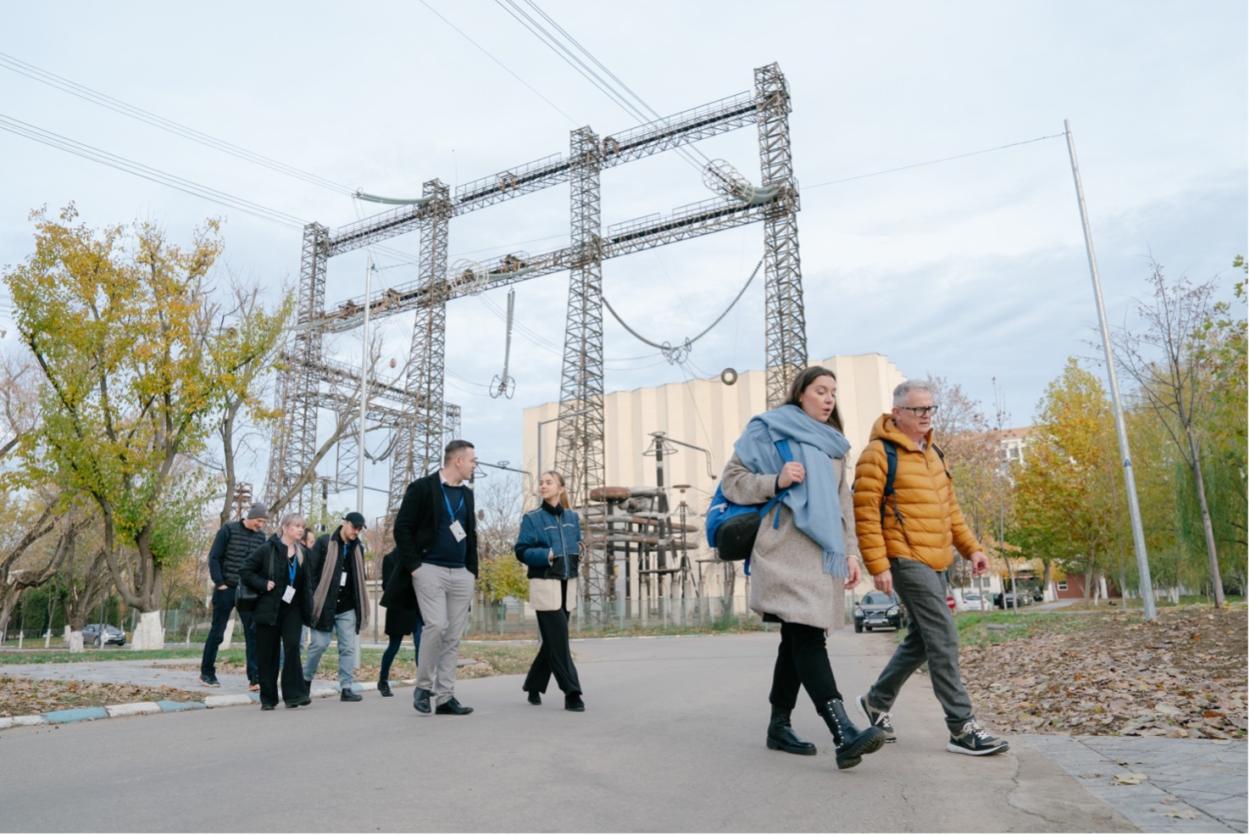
[
  {"xmin": 285, "ymin": 697, "xmax": 312, "ymax": 708},
  {"xmin": 564, "ymin": 693, "xmax": 585, "ymax": 712},
  {"xmin": 527, "ymin": 691, "xmax": 542, "ymax": 706},
  {"xmin": 413, "ymin": 687, "xmax": 432, "ymax": 714},
  {"xmin": 767, "ymin": 708, "xmax": 817, "ymax": 756},
  {"xmin": 261, "ymin": 703, "xmax": 276, "ymax": 711},
  {"xmin": 378, "ymin": 680, "xmax": 393, "ymax": 697},
  {"xmin": 341, "ymin": 688, "xmax": 363, "ymax": 702},
  {"xmin": 435, "ymin": 697, "xmax": 473, "ymax": 715}
]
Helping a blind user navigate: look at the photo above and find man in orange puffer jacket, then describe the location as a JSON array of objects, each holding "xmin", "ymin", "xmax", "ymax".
[{"xmin": 851, "ymin": 379, "xmax": 1009, "ymax": 757}]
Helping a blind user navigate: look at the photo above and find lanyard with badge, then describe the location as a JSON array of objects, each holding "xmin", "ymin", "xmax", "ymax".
[
  {"xmin": 281, "ymin": 555, "xmax": 297, "ymax": 604},
  {"xmin": 340, "ymin": 541, "xmax": 350, "ymax": 587},
  {"xmin": 442, "ymin": 484, "xmax": 467, "ymax": 543}
]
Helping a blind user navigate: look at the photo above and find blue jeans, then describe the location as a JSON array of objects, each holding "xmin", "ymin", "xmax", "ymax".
[
  {"xmin": 379, "ymin": 625, "xmax": 423, "ymax": 683},
  {"xmin": 200, "ymin": 586, "xmax": 258, "ymax": 683},
  {"xmin": 303, "ymin": 609, "xmax": 359, "ymax": 689}
]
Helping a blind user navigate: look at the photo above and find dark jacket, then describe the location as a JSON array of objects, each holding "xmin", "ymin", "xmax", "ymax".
[
  {"xmin": 514, "ymin": 504, "xmax": 582, "ymax": 580},
  {"xmin": 239, "ymin": 534, "xmax": 313, "ymax": 627},
  {"xmin": 305, "ymin": 527, "xmax": 370, "ymax": 633},
  {"xmin": 381, "ymin": 549, "xmax": 422, "ymax": 637},
  {"xmin": 382, "ymin": 472, "xmax": 478, "ymax": 613},
  {"xmin": 207, "ymin": 520, "xmax": 268, "ymax": 587}
]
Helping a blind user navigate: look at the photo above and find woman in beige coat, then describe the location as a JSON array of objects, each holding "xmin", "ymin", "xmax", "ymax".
[{"xmin": 721, "ymin": 366, "xmax": 886, "ymax": 770}]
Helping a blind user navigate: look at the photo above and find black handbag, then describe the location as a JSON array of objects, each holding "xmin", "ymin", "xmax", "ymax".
[{"xmin": 234, "ymin": 550, "xmax": 272, "ymax": 612}]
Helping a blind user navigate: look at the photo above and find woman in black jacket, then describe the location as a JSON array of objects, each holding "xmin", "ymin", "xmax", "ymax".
[
  {"xmin": 514, "ymin": 471, "xmax": 584, "ymax": 711},
  {"xmin": 376, "ymin": 548, "xmax": 423, "ymax": 697},
  {"xmin": 240, "ymin": 513, "xmax": 313, "ymax": 710}
]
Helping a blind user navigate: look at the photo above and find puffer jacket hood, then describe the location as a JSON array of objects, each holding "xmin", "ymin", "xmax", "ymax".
[{"xmin": 852, "ymin": 414, "xmax": 981, "ymax": 576}]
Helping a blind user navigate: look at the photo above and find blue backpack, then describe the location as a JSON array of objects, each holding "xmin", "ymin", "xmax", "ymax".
[{"xmin": 705, "ymin": 439, "xmax": 794, "ymax": 564}]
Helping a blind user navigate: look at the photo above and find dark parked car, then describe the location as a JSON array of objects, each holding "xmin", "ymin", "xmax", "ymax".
[
  {"xmin": 854, "ymin": 591, "xmax": 903, "ymax": 633},
  {"xmin": 993, "ymin": 591, "xmax": 1030, "ymax": 609},
  {"xmin": 82, "ymin": 623, "xmax": 125, "ymax": 646}
]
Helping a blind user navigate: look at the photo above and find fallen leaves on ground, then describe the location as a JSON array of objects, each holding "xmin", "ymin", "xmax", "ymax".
[
  {"xmin": 960, "ymin": 606, "xmax": 1247, "ymax": 740},
  {"xmin": 0, "ymin": 675, "xmax": 205, "ymax": 717}
]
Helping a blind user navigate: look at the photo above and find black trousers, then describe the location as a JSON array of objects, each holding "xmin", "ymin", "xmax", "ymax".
[
  {"xmin": 769, "ymin": 621, "xmax": 841, "ymax": 714},
  {"xmin": 255, "ymin": 604, "xmax": 307, "ymax": 707},
  {"xmin": 523, "ymin": 605, "xmax": 581, "ymax": 696},
  {"xmin": 199, "ymin": 586, "xmax": 259, "ymax": 683}
]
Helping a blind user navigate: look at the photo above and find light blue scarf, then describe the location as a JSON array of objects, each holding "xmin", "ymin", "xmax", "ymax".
[{"xmin": 733, "ymin": 404, "xmax": 852, "ymax": 578}]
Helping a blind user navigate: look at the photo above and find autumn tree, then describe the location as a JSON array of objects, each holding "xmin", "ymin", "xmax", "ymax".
[
  {"xmin": 1012, "ymin": 359, "xmax": 1129, "ymax": 598},
  {"xmin": 3, "ymin": 206, "xmax": 287, "ymax": 648},
  {"xmin": 1113, "ymin": 262, "xmax": 1238, "ymax": 606},
  {"xmin": 474, "ymin": 475, "xmax": 529, "ymax": 607}
]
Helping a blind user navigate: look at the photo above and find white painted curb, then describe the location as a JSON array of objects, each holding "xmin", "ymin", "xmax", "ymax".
[
  {"xmin": 204, "ymin": 694, "xmax": 253, "ymax": 708},
  {"xmin": 105, "ymin": 702, "xmax": 161, "ymax": 717},
  {"xmin": 12, "ymin": 715, "xmax": 46, "ymax": 726}
]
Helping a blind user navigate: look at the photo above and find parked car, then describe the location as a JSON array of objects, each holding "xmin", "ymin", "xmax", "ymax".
[
  {"xmin": 81, "ymin": 623, "xmax": 125, "ymax": 646},
  {"xmin": 955, "ymin": 591, "xmax": 988, "ymax": 612},
  {"xmin": 993, "ymin": 591, "xmax": 1030, "ymax": 609},
  {"xmin": 854, "ymin": 591, "xmax": 903, "ymax": 633}
]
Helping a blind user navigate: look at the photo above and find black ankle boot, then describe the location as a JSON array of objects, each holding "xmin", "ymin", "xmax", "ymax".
[
  {"xmin": 822, "ymin": 698, "xmax": 886, "ymax": 770},
  {"xmin": 766, "ymin": 708, "xmax": 817, "ymax": 756}
]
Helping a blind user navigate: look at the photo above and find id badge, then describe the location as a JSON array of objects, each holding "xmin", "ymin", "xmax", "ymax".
[
  {"xmin": 449, "ymin": 520, "xmax": 467, "ymax": 542},
  {"xmin": 340, "ymin": 571, "xmax": 348, "ymax": 586},
  {"xmin": 281, "ymin": 586, "xmax": 296, "ymax": 604}
]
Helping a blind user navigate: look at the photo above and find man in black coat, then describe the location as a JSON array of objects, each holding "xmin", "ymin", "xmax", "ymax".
[
  {"xmin": 303, "ymin": 512, "xmax": 371, "ymax": 702},
  {"xmin": 383, "ymin": 439, "xmax": 479, "ymax": 716},
  {"xmin": 199, "ymin": 502, "xmax": 269, "ymax": 688}
]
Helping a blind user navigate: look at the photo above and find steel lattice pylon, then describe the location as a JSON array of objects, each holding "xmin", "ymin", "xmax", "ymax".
[
  {"xmin": 265, "ymin": 222, "xmax": 329, "ymax": 515},
  {"xmin": 265, "ymin": 65, "xmax": 807, "ymax": 611},
  {"xmin": 755, "ymin": 63, "xmax": 808, "ymax": 407},
  {"xmin": 555, "ymin": 126, "xmax": 607, "ymax": 604},
  {"xmin": 387, "ymin": 180, "xmax": 452, "ymax": 513}
]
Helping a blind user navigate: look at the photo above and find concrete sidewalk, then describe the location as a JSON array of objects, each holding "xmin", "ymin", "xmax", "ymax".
[{"xmin": 0, "ymin": 631, "xmax": 1133, "ymax": 832}]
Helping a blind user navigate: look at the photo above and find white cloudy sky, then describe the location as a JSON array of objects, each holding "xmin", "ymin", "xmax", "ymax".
[{"xmin": 1, "ymin": 0, "xmax": 1245, "ymax": 520}]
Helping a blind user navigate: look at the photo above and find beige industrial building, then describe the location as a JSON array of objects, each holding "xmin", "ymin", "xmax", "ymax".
[{"xmin": 521, "ymin": 353, "xmax": 906, "ymax": 623}]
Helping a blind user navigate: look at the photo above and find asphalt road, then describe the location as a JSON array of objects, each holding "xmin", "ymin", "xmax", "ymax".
[{"xmin": 0, "ymin": 630, "xmax": 1133, "ymax": 832}]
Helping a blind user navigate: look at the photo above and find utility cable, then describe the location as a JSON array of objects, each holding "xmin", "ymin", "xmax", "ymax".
[
  {"xmin": 602, "ymin": 257, "xmax": 763, "ymax": 364},
  {"xmin": 417, "ymin": 0, "xmax": 579, "ymax": 126},
  {"xmin": 0, "ymin": 51, "xmax": 355, "ymax": 196},
  {"xmin": 519, "ymin": 0, "xmax": 713, "ymax": 167},
  {"xmin": 805, "ymin": 133, "xmax": 1065, "ymax": 190},
  {"xmin": 0, "ymin": 113, "xmax": 307, "ymax": 229},
  {"xmin": 493, "ymin": 0, "xmax": 707, "ymax": 176}
]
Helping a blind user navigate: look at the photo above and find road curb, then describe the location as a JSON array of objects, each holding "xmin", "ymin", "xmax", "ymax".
[{"xmin": 0, "ymin": 679, "xmax": 417, "ymax": 732}]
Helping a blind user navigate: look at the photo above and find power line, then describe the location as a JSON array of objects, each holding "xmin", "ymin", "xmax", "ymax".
[
  {"xmin": 417, "ymin": 0, "xmax": 579, "ymax": 126},
  {"xmin": 493, "ymin": 0, "xmax": 707, "ymax": 175},
  {"xmin": 0, "ymin": 51, "xmax": 356, "ymax": 196},
  {"xmin": 805, "ymin": 133, "xmax": 1065, "ymax": 190},
  {"xmin": 0, "ymin": 112, "xmax": 308, "ymax": 229}
]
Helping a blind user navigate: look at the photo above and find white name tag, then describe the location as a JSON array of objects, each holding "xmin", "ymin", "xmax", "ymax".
[
  {"xmin": 340, "ymin": 571, "xmax": 348, "ymax": 586},
  {"xmin": 281, "ymin": 586, "xmax": 296, "ymax": 604},
  {"xmin": 449, "ymin": 520, "xmax": 467, "ymax": 542}
]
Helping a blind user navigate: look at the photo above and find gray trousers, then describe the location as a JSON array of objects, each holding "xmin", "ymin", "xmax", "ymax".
[
  {"xmin": 413, "ymin": 563, "xmax": 475, "ymax": 704},
  {"xmin": 303, "ymin": 609, "xmax": 359, "ymax": 689},
  {"xmin": 866, "ymin": 558, "xmax": 975, "ymax": 733}
]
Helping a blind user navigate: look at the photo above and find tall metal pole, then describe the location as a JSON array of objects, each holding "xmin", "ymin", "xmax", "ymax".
[
  {"xmin": 1064, "ymin": 119, "xmax": 1156, "ymax": 621},
  {"xmin": 356, "ymin": 258, "xmax": 374, "ymax": 515}
]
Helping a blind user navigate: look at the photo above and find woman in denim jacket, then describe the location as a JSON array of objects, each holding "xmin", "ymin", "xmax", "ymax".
[{"xmin": 514, "ymin": 470, "xmax": 584, "ymax": 711}]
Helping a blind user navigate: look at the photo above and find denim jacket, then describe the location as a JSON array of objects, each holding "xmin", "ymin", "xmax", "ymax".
[{"xmin": 514, "ymin": 505, "xmax": 581, "ymax": 580}]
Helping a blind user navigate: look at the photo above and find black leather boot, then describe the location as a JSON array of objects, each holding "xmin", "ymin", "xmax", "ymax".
[
  {"xmin": 822, "ymin": 698, "xmax": 886, "ymax": 770},
  {"xmin": 766, "ymin": 708, "xmax": 817, "ymax": 756}
]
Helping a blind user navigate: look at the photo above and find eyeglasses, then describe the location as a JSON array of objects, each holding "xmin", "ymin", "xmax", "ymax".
[{"xmin": 898, "ymin": 405, "xmax": 939, "ymax": 418}]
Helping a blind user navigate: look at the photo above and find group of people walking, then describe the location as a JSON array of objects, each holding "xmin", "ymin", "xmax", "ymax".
[{"xmin": 198, "ymin": 366, "xmax": 1006, "ymax": 770}]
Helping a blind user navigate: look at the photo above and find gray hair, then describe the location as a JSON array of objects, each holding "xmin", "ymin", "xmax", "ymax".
[
  {"xmin": 893, "ymin": 379, "xmax": 936, "ymax": 407},
  {"xmin": 279, "ymin": 513, "xmax": 305, "ymax": 530}
]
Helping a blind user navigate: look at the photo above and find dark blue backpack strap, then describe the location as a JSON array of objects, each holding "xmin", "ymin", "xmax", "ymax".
[
  {"xmin": 879, "ymin": 439, "xmax": 898, "ymax": 525},
  {"xmin": 761, "ymin": 438, "xmax": 795, "ymax": 529}
]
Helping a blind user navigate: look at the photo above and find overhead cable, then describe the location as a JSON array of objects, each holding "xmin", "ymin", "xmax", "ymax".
[{"xmin": 603, "ymin": 257, "xmax": 763, "ymax": 364}]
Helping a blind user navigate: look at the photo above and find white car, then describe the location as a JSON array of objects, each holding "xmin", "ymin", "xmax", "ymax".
[{"xmin": 955, "ymin": 592, "xmax": 989, "ymax": 612}]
